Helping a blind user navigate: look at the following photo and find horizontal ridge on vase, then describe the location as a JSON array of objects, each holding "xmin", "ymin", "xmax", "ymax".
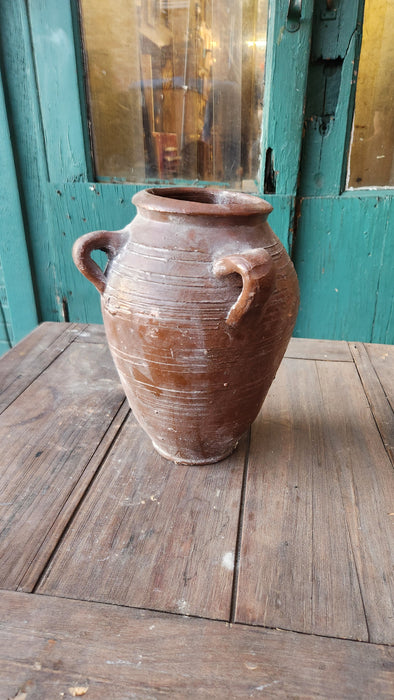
[{"xmin": 72, "ymin": 187, "xmax": 299, "ymax": 465}]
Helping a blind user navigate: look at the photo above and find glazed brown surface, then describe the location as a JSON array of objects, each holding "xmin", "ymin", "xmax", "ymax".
[{"xmin": 73, "ymin": 188, "xmax": 299, "ymax": 464}]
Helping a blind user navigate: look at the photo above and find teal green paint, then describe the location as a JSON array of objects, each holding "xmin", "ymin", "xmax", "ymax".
[
  {"xmin": 0, "ymin": 66, "xmax": 38, "ymax": 353},
  {"xmin": 1, "ymin": 0, "xmax": 392, "ymax": 345},
  {"xmin": 27, "ymin": 0, "xmax": 88, "ymax": 182},
  {"xmin": 311, "ymin": 0, "xmax": 363, "ymax": 61},
  {"xmin": 260, "ymin": 0, "xmax": 313, "ymax": 196},
  {"xmin": 293, "ymin": 195, "xmax": 394, "ymax": 343},
  {"xmin": 294, "ymin": 0, "xmax": 393, "ymax": 345},
  {"xmin": 69, "ymin": 0, "xmax": 94, "ymax": 182},
  {"xmin": 299, "ymin": 1, "xmax": 364, "ymax": 196},
  {"xmin": 0, "ymin": 258, "xmax": 12, "ymax": 350},
  {"xmin": 47, "ymin": 182, "xmax": 144, "ymax": 324},
  {"xmin": 0, "ymin": 0, "xmax": 63, "ymax": 322},
  {"xmin": 263, "ymin": 195, "xmax": 294, "ymax": 253}
]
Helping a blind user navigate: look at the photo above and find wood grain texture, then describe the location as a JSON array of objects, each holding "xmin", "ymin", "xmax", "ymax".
[
  {"xmin": 27, "ymin": 0, "xmax": 88, "ymax": 182},
  {"xmin": 260, "ymin": 0, "xmax": 313, "ymax": 197},
  {"xmin": 1, "ymin": 590, "xmax": 393, "ymax": 700},
  {"xmin": 293, "ymin": 195, "xmax": 394, "ymax": 343},
  {"xmin": 299, "ymin": 0, "xmax": 363, "ymax": 196},
  {"xmin": 0, "ymin": 66, "xmax": 38, "ymax": 349},
  {"xmin": 235, "ymin": 358, "xmax": 367, "ymax": 640},
  {"xmin": 315, "ymin": 359, "xmax": 394, "ymax": 644},
  {"xmin": 351, "ymin": 342, "xmax": 394, "ymax": 464},
  {"xmin": 47, "ymin": 181, "xmax": 143, "ymax": 325},
  {"xmin": 18, "ymin": 400, "xmax": 130, "ymax": 592},
  {"xmin": 0, "ymin": 323, "xmax": 87, "ymax": 413},
  {"xmin": 72, "ymin": 323, "xmax": 106, "ymax": 343},
  {"xmin": 285, "ymin": 336, "xmax": 352, "ymax": 361},
  {"xmin": 365, "ymin": 343, "xmax": 394, "ymax": 412},
  {"xmin": 0, "ymin": 0, "xmax": 64, "ymax": 322},
  {"xmin": 235, "ymin": 357, "xmax": 394, "ymax": 643},
  {"xmin": 0, "ymin": 340, "xmax": 124, "ymax": 590},
  {"xmin": 38, "ymin": 414, "xmax": 247, "ymax": 620}
]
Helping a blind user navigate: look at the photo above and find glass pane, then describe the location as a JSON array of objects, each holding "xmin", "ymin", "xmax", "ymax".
[
  {"xmin": 347, "ymin": 0, "xmax": 394, "ymax": 188},
  {"xmin": 79, "ymin": 0, "xmax": 268, "ymax": 187}
]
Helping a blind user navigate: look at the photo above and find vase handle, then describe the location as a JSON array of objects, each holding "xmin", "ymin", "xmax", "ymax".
[
  {"xmin": 213, "ymin": 248, "xmax": 276, "ymax": 326},
  {"xmin": 72, "ymin": 229, "xmax": 127, "ymax": 294}
]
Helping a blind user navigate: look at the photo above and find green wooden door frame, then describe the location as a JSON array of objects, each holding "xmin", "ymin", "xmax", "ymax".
[
  {"xmin": 293, "ymin": 0, "xmax": 394, "ymax": 343},
  {"xmin": 0, "ymin": 0, "xmax": 392, "ymax": 346},
  {"xmin": 0, "ymin": 0, "xmax": 313, "ymax": 346},
  {"xmin": 0, "ymin": 65, "xmax": 38, "ymax": 351}
]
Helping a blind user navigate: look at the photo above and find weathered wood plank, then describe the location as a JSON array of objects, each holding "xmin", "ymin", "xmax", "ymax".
[
  {"xmin": 365, "ymin": 343, "xmax": 394, "ymax": 412},
  {"xmin": 18, "ymin": 401, "xmax": 130, "ymax": 592},
  {"xmin": 316, "ymin": 359, "xmax": 394, "ymax": 644},
  {"xmin": 27, "ymin": 0, "xmax": 88, "ymax": 182},
  {"xmin": 0, "ymin": 66, "xmax": 38, "ymax": 347},
  {"xmin": 293, "ymin": 195, "xmax": 394, "ymax": 344},
  {"xmin": 0, "ymin": 0, "xmax": 64, "ymax": 322},
  {"xmin": 285, "ymin": 337, "xmax": 353, "ymax": 361},
  {"xmin": 37, "ymin": 416, "xmax": 247, "ymax": 621},
  {"xmin": 298, "ymin": 2, "xmax": 363, "ymax": 197},
  {"xmin": 235, "ymin": 358, "xmax": 368, "ymax": 641},
  {"xmin": 72, "ymin": 323, "xmax": 106, "ymax": 343},
  {"xmin": 260, "ymin": 0, "xmax": 313, "ymax": 197},
  {"xmin": 0, "ymin": 322, "xmax": 88, "ymax": 414},
  {"xmin": 0, "ymin": 341, "xmax": 124, "ymax": 590},
  {"xmin": 350, "ymin": 342, "xmax": 394, "ymax": 464},
  {"xmin": 1, "ymin": 591, "xmax": 393, "ymax": 699}
]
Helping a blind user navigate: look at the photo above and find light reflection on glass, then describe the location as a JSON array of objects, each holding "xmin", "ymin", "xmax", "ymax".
[
  {"xmin": 348, "ymin": 0, "xmax": 394, "ymax": 188},
  {"xmin": 79, "ymin": 0, "xmax": 268, "ymax": 187}
]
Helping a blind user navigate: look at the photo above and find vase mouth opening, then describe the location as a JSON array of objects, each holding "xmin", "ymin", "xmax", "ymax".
[{"xmin": 133, "ymin": 187, "xmax": 273, "ymax": 217}]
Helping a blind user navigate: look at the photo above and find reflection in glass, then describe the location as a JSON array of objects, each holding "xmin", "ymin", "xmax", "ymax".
[
  {"xmin": 348, "ymin": 0, "xmax": 394, "ymax": 188},
  {"xmin": 79, "ymin": 0, "xmax": 268, "ymax": 186}
]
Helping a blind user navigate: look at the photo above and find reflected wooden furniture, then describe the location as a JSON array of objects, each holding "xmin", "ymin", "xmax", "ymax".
[
  {"xmin": 152, "ymin": 132, "xmax": 181, "ymax": 178},
  {"xmin": 0, "ymin": 323, "xmax": 393, "ymax": 697}
]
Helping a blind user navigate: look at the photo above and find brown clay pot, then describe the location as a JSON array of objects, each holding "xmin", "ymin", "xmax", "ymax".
[{"xmin": 72, "ymin": 187, "xmax": 299, "ymax": 465}]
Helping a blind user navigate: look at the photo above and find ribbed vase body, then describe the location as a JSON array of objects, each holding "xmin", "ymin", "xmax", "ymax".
[{"xmin": 96, "ymin": 189, "xmax": 299, "ymax": 464}]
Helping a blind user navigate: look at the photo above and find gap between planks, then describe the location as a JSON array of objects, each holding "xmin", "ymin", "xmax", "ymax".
[
  {"xmin": 350, "ymin": 342, "xmax": 394, "ymax": 465},
  {"xmin": 28, "ymin": 400, "xmax": 131, "ymax": 594},
  {"xmin": 229, "ymin": 425, "xmax": 251, "ymax": 623},
  {"xmin": 0, "ymin": 322, "xmax": 89, "ymax": 415},
  {"xmin": 0, "ymin": 590, "xmax": 392, "ymax": 699}
]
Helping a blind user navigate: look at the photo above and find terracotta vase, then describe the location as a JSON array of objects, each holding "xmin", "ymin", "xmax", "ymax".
[{"xmin": 72, "ymin": 188, "xmax": 299, "ymax": 465}]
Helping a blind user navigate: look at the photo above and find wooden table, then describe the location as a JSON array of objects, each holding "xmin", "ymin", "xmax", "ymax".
[{"xmin": 0, "ymin": 322, "xmax": 393, "ymax": 698}]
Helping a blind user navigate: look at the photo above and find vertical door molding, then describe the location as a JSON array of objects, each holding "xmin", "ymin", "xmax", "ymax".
[
  {"xmin": 293, "ymin": 0, "xmax": 394, "ymax": 343},
  {"xmin": 298, "ymin": 0, "xmax": 365, "ymax": 196},
  {"xmin": 260, "ymin": 0, "xmax": 314, "ymax": 198},
  {"xmin": 0, "ymin": 0, "xmax": 64, "ymax": 322},
  {"xmin": 27, "ymin": 0, "xmax": 91, "ymax": 183},
  {"xmin": 0, "ymin": 67, "xmax": 38, "ymax": 350}
]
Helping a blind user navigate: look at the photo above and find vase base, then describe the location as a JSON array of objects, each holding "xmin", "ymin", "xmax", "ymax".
[{"xmin": 151, "ymin": 440, "xmax": 239, "ymax": 466}]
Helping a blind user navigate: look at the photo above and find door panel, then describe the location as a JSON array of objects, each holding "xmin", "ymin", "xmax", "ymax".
[
  {"xmin": 1, "ymin": 0, "xmax": 392, "ymax": 346},
  {"xmin": 0, "ymin": 66, "xmax": 38, "ymax": 352},
  {"xmin": 260, "ymin": 0, "xmax": 313, "ymax": 196},
  {"xmin": 0, "ymin": 0, "xmax": 64, "ymax": 328},
  {"xmin": 298, "ymin": 1, "xmax": 364, "ymax": 196},
  {"xmin": 293, "ymin": 194, "xmax": 394, "ymax": 343},
  {"xmin": 294, "ymin": 0, "xmax": 394, "ymax": 342},
  {"xmin": 28, "ymin": 0, "xmax": 90, "ymax": 182},
  {"xmin": 0, "ymin": 0, "xmax": 313, "ymax": 351}
]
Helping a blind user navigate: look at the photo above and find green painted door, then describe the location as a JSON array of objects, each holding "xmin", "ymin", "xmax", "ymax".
[
  {"xmin": 0, "ymin": 67, "xmax": 38, "ymax": 352},
  {"xmin": 293, "ymin": 0, "xmax": 394, "ymax": 343},
  {"xmin": 0, "ymin": 0, "xmax": 392, "ymax": 350}
]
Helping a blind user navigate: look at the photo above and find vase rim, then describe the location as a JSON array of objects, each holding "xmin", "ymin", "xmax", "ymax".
[{"xmin": 132, "ymin": 187, "xmax": 273, "ymax": 217}]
